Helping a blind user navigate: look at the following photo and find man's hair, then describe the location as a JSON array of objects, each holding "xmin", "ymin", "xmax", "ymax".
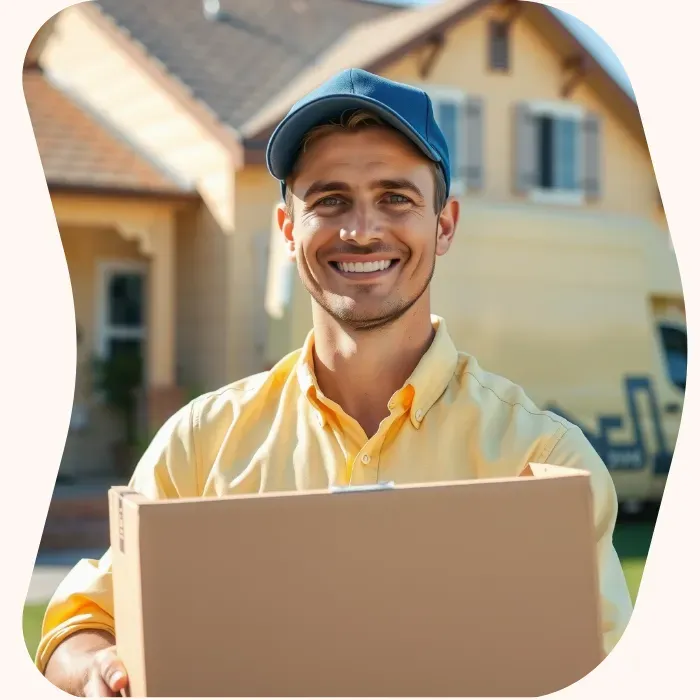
[{"xmin": 283, "ymin": 109, "xmax": 447, "ymax": 220}]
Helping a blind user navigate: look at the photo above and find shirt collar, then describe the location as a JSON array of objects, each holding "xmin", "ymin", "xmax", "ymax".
[
  {"xmin": 402, "ymin": 315, "xmax": 459, "ymax": 428},
  {"xmin": 295, "ymin": 315, "xmax": 459, "ymax": 429},
  {"xmin": 296, "ymin": 329, "xmax": 320, "ymax": 397}
]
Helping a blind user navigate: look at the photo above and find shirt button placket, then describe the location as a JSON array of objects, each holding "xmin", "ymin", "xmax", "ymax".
[{"xmin": 362, "ymin": 448, "xmax": 381, "ymax": 485}]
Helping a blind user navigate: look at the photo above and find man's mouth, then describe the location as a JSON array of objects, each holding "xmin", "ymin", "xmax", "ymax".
[{"xmin": 330, "ymin": 259, "xmax": 399, "ymax": 275}]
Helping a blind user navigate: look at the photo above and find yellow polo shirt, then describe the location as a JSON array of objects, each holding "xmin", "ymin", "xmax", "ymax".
[{"xmin": 36, "ymin": 315, "xmax": 633, "ymax": 672}]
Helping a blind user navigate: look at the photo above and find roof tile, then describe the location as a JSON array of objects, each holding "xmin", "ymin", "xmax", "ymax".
[
  {"xmin": 93, "ymin": 0, "xmax": 399, "ymax": 130},
  {"xmin": 23, "ymin": 68, "xmax": 189, "ymax": 195}
]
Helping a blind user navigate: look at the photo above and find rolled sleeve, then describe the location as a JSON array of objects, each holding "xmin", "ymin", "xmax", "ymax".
[
  {"xmin": 35, "ymin": 551, "xmax": 117, "ymax": 673},
  {"xmin": 35, "ymin": 401, "xmax": 201, "ymax": 673}
]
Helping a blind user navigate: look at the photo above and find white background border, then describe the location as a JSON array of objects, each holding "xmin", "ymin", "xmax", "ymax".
[{"xmin": 1, "ymin": 0, "xmax": 696, "ymax": 697}]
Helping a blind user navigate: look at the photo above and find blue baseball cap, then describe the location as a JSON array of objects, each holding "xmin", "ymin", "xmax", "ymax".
[{"xmin": 266, "ymin": 68, "xmax": 451, "ymax": 198}]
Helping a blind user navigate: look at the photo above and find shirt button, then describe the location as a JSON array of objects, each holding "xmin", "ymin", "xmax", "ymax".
[
  {"xmin": 361, "ymin": 454, "xmax": 371, "ymax": 464},
  {"xmin": 415, "ymin": 409, "xmax": 424, "ymax": 421}
]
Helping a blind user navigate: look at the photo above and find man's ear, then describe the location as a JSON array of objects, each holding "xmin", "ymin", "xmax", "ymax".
[
  {"xmin": 276, "ymin": 201, "xmax": 296, "ymax": 260},
  {"xmin": 436, "ymin": 197, "xmax": 459, "ymax": 257}
]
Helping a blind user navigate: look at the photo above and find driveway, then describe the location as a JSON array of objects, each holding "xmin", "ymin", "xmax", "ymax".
[{"xmin": 26, "ymin": 549, "xmax": 105, "ymax": 605}]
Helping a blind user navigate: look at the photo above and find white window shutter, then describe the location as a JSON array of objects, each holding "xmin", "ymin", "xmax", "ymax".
[
  {"xmin": 513, "ymin": 102, "xmax": 537, "ymax": 194},
  {"xmin": 581, "ymin": 112, "xmax": 602, "ymax": 200},
  {"xmin": 463, "ymin": 96, "xmax": 484, "ymax": 190}
]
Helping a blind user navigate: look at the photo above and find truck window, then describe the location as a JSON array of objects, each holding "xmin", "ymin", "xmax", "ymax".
[{"xmin": 659, "ymin": 324, "xmax": 687, "ymax": 391}]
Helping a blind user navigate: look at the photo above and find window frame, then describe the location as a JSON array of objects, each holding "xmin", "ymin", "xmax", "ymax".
[
  {"xmin": 423, "ymin": 84, "xmax": 470, "ymax": 196},
  {"xmin": 488, "ymin": 19, "xmax": 510, "ymax": 72},
  {"xmin": 656, "ymin": 320, "xmax": 687, "ymax": 392},
  {"xmin": 527, "ymin": 99, "xmax": 586, "ymax": 206},
  {"xmin": 95, "ymin": 259, "xmax": 148, "ymax": 361}
]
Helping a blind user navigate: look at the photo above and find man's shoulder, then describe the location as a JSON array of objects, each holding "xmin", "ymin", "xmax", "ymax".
[
  {"xmin": 187, "ymin": 350, "xmax": 302, "ymax": 425},
  {"xmin": 449, "ymin": 351, "xmax": 597, "ymax": 469},
  {"xmin": 453, "ymin": 351, "xmax": 576, "ymax": 437}
]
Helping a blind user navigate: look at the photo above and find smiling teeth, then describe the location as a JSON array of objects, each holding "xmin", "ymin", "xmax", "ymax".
[{"xmin": 337, "ymin": 260, "xmax": 392, "ymax": 273}]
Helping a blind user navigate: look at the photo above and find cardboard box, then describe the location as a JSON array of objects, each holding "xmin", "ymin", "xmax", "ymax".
[{"xmin": 109, "ymin": 464, "xmax": 604, "ymax": 697}]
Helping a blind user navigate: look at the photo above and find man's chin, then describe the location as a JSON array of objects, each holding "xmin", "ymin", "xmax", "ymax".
[
  {"xmin": 307, "ymin": 284, "xmax": 421, "ymax": 330},
  {"xmin": 327, "ymin": 303, "xmax": 411, "ymax": 331}
]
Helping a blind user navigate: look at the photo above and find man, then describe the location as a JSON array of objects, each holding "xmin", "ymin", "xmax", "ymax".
[{"xmin": 38, "ymin": 69, "xmax": 633, "ymax": 696}]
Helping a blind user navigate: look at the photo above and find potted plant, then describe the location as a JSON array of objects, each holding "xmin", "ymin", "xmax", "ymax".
[{"xmin": 93, "ymin": 346, "xmax": 144, "ymax": 478}]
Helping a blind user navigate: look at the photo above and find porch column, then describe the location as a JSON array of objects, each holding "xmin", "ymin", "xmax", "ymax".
[{"xmin": 146, "ymin": 216, "xmax": 183, "ymax": 435}]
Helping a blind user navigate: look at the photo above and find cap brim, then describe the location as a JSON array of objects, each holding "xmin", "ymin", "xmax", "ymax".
[{"xmin": 267, "ymin": 94, "xmax": 442, "ymax": 188}]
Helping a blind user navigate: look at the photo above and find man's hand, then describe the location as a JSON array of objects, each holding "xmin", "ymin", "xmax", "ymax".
[{"xmin": 43, "ymin": 630, "xmax": 128, "ymax": 697}]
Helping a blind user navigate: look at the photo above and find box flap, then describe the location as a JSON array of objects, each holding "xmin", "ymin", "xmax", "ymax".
[{"xmin": 519, "ymin": 462, "xmax": 591, "ymax": 479}]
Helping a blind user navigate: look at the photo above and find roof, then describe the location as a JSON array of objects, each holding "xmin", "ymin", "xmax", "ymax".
[
  {"xmin": 91, "ymin": 0, "xmax": 399, "ymax": 133},
  {"xmin": 23, "ymin": 68, "xmax": 192, "ymax": 197},
  {"xmin": 84, "ymin": 0, "xmax": 643, "ymax": 156},
  {"xmin": 242, "ymin": 0, "xmax": 491, "ymax": 139},
  {"xmin": 242, "ymin": 0, "xmax": 641, "ymax": 144}
]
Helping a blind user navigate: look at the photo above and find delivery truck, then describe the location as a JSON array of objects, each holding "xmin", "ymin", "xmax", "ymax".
[{"xmin": 264, "ymin": 200, "xmax": 686, "ymax": 513}]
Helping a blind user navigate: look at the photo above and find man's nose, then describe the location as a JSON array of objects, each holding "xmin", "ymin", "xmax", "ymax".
[{"xmin": 339, "ymin": 205, "xmax": 383, "ymax": 245}]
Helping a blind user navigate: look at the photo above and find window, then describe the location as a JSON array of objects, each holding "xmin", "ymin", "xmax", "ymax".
[
  {"xmin": 513, "ymin": 101, "xmax": 601, "ymax": 205},
  {"xmin": 533, "ymin": 114, "xmax": 579, "ymax": 191},
  {"xmin": 425, "ymin": 87, "xmax": 484, "ymax": 195},
  {"xmin": 434, "ymin": 97, "xmax": 461, "ymax": 186},
  {"xmin": 96, "ymin": 261, "xmax": 147, "ymax": 383},
  {"xmin": 658, "ymin": 323, "xmax": 687, "ymax": 391},
  {"xmin": 488, "ymin": 20, "xmax": 510, "ymax": 71}
]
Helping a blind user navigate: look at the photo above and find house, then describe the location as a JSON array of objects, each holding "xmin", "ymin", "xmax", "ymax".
[
  {"xmin": 27, "ymin": 0, "xmax": 680, "ymax": 496},
  {"xmin": 23, "ymin": 15, "xmax": 202, "ymax": 486}
]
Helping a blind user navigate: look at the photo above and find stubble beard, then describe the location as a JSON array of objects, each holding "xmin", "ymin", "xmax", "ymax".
[{"xmin": 301, "ymin": 250, "xmax": 437, "ymax": 333}]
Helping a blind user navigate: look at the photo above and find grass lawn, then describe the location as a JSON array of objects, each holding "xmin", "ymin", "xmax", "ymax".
[
  {"xmin": 21, "ymin": 522, "xmax": 654, "ymax": 662},
  {"xmin": 613, "ymin": 520, "xmax": 655, "ymax": 604},
  {"xmin": 23, "ymin": 603, "xmax": 47, "ymax": 662}
]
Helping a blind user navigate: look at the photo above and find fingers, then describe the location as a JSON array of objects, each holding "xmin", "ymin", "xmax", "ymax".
[
  {"xmin": 84, "ymin": 670, "xmax": 117, "ymax": 697},
  {"xmin": 93, "ymin": 647, "xmax": 128, "ymax": 695}
]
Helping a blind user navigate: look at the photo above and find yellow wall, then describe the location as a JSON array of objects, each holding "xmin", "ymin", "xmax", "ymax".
[
  {"xmin": 175, "ymin": 206, "xmax": 230, "ymax": 392},
  {"xmin": 233, "ymin": 167, "xmax": 289, "ymax": 369},
  {"xmin": 383, "ymin": 8, "xmax": 659, "ymax": 218}
]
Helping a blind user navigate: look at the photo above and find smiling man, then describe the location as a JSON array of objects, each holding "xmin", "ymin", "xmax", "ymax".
[{"xmin": 38, "ymin": 69, "xmax": 633, "ymax": 697}]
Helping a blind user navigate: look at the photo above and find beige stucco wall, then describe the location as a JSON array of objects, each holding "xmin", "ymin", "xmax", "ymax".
[
  {"xmin": 232, "ymin": 167, "xmax": 285, "ymax": 368},
  {"xmin": 175, "ymin": 205, "xmax": 229, "ymax": 393},
  {"xmin": 383, "ymin": 8, "xmax": 659, "ymax": 218}
]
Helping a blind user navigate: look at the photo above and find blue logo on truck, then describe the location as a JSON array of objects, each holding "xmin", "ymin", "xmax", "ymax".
[{"xmin": 545, "ymin": 376, "xmax": 678, "ymax": 475}]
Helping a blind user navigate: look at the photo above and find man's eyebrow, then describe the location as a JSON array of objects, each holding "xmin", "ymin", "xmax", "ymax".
[
  {"xmin": 302, "ymin": 178, "xmax": 425, "ymax": 200},
  {"xmin": 371, "ymin": 179, "xmax": 424, "ymax": 198},
  {"xmin": 303, "ymin": 181, "xmax": 351, "ymax": 199}
]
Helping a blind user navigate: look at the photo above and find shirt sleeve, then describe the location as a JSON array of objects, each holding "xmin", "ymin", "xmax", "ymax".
[
  {"xmin": 35, "ymin": 400, "xmax": 202, "ymax": 674},
  {"xmin": 545, "ymin": 424, "xmax": 634, "ymax": 657}
]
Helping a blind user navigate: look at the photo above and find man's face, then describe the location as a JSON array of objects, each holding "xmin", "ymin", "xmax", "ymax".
[{"xmin": 278, "ymin": 126, "xmax": 458, "ymax": 331}]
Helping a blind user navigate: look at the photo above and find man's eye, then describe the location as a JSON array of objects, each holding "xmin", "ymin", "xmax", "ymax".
[
  {"xmin": 385, "ymin": 194, "xmax": 411, "ymax": 204},
  {"xmin": 316, "ymin": 196, "xmax": 343, "ymax": 207}
]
